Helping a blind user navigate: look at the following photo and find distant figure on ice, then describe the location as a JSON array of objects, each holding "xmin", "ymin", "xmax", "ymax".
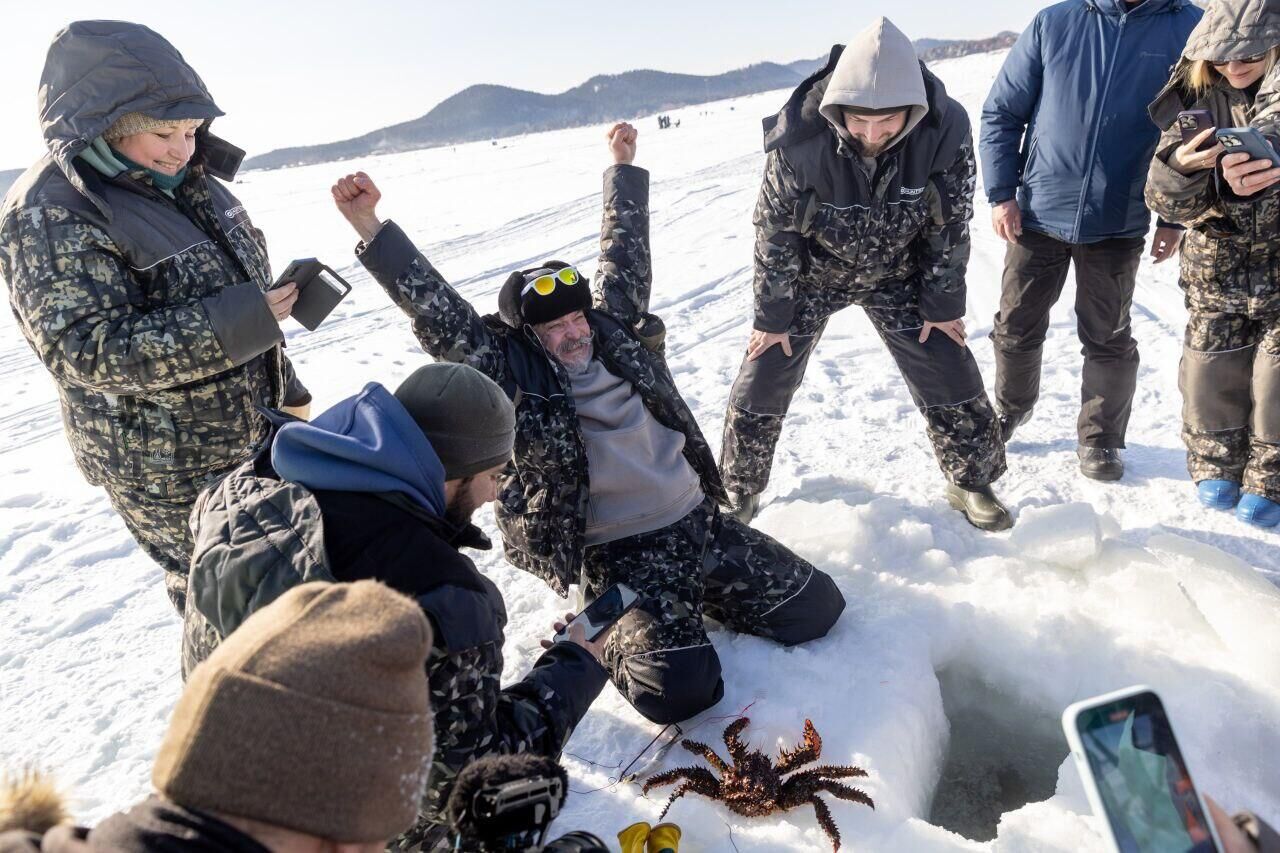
[
  {"xmin": 330, "ymin": 122, "xmax": 845, "ymax": 726},
  {"xmin": 719, "ymin": 17, "xmax": 1013, "ymax": 531},
  {"xmin": 0, "ymin": 21, "xmax": 311, "ymax": 613},
  {"xmin": 980, "ymin": 0, "xmax": 1201, "ymax": 481},
  {"xmin": 1154, "ymin": 0, "xmax": 1280, "ymax": 529}
]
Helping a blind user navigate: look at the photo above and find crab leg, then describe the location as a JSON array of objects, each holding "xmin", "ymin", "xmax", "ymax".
[
  {"xmin": 678, "ymin": 738, "xmax": 730, "ymax": 774},
  {"xmin": 723, "ymin": 716, "xmax": 751, "ymax": 764},
  {"xmin": 775, "ymin": 718, "xmax": 823, "ymax": 773},
  {"xmin": 642, "ymin": 766, "xmax": 723, "ymax": 820},
  {"xmin": 809, "ymin": 795, "xmax": 843, "ymax": 852}
]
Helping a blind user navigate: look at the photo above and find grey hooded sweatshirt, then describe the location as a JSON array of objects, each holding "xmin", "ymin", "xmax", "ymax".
[
  {"xmin": 751, "ymin": 20, "xmax": 976, "ymax": 331},
  {"xmin": 819, "ymin": 17, "xmax": 930, "ymax": 153}
]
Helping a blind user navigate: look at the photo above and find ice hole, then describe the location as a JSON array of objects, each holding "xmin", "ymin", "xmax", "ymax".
[{"xmin": 926, "ymin": 666, "xmax": 1069, "ymax": 842}]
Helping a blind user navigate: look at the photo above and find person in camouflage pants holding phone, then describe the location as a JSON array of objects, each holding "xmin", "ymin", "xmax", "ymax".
[{"xmin": 1147, "ymin": 0, "xmax": 1280, "ymax": 529}]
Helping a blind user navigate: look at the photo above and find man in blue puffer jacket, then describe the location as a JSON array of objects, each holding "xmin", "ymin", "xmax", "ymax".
[{"xmin": 980, "ymin": 0, "xmax": 1201, "ymax": 481}]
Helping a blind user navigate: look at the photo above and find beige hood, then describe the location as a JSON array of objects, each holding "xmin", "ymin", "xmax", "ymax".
[{"xmin": 819, "ymin": 17, "xmax": 929, "ymax": 150}]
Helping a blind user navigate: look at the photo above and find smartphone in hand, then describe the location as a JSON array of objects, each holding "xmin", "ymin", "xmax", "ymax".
[
  {"xmin": 1215, "ymin": 127, "xmax": 1280, "ymax": 168},
  {"xmin": 554, "ymin": 583, "xmax": 640, "ymax": 643},
  {"xmin": 271, "ymin": 259, "xmax": 352, "ymax": 331},
  {"xmin": 1063, "ymin": 686, "xmax": 1222, "ymax": 853},
  {"xmin": 1177, "ymin": 110, "xmax": 1216, "ymax": 152}
]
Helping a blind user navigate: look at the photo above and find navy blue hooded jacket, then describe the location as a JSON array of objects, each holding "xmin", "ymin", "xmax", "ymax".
[{"xmin": 980, "ymin": 0, "xmax": 1201, "ymax": 244}]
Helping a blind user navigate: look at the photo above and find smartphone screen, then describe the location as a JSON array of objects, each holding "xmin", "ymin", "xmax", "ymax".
[
  {"xmin": 1075, "ymin": 692, "xmax": 1217, "ymax": 853},
  {"xmin": 561, "ymin": 584, "xmax": 638, "ymax": 642}
]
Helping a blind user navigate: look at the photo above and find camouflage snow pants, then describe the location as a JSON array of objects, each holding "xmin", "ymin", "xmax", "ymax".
[
  {"xmin": 1180, "ymin": 310, "xmax": 1280, "ymax": 501},
  {"xmin": 102, "ymin": 470, "xmax": 224, "ymax": 614},
  {"xmin": 721, "ymin": 300, "xmax": 1006, "ymax": 496},
  {"xmin": 582, "ymin": 496, "xmax": 845, "ymax": 724}
]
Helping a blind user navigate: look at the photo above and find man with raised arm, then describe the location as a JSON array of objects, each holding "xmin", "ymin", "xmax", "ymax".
[{"xmin": 330, "ymin": 123, "xmax": 846, "ymax": 727}]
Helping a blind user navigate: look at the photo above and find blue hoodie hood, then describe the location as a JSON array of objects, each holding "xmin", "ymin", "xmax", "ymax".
[{"xmin": 272, "ymin": 383, "xmax": 447, "ymax": 517}]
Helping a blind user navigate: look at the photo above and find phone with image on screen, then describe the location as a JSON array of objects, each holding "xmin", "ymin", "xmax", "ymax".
[
  {"xmin": 553, "ymin": 583, "xmax": 640, "ymax": 643},
  {"xmin": 1062, "ymin": 686, "xmax": 1222, "ymax": 853}
]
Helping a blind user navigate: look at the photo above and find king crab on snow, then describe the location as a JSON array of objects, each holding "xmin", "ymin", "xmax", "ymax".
[{"xmin": 642, "ymin": 717, "xmax": 875, "ymax": 850}]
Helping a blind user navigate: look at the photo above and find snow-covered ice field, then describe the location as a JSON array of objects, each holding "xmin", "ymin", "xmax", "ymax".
[{"xmin": 2, "ymin": 50, "xmax": 1278, "ymax": 850}]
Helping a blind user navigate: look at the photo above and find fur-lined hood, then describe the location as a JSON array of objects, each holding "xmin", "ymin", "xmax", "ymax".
[{"xmin": 0, "ymin": 770, "xmax": 70, "ymax": 842}]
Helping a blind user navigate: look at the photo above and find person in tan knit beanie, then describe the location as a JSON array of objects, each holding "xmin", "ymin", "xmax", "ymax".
[{"xmin": 0, "ymin": 580, "xmax": 435, "ymax": 853}]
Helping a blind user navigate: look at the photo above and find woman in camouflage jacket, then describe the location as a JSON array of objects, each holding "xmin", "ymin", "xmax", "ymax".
[
  {"xmin": 1145, "ymin": 0, "xmax": 1280, "ymax": 528},
  {"xmin": 0, "ymin": 22, "xmax": 310, "ymax": 609}
]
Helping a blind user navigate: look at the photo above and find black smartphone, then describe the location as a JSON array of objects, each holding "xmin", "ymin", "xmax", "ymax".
[
  {"xmin": 1215, "ymin": 127, "xmax": 1280, "ymax": 168},
  {"xmin": 554, "ymin": 583, "xmax": 640, "ymax": 643},
  {"xmin": 1063, "ymin": 687, "xmax": 1222, "ymax": 853},
  {"xmin": 272, "ymin": 259, "xmax": 352, "ymax": 331},
  {"xmin": 1177, "ymin": 110, "xmax": 1216, "ymax": 151}
]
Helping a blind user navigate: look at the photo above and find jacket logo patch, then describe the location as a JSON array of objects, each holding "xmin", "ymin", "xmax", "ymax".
[
  {"xmin": 901, "ymin": 186, "xmax": 925, "ymax": 197},
  {"xmin": 224, "ymin": 205, "xmax": 246, "ymax": 219}
]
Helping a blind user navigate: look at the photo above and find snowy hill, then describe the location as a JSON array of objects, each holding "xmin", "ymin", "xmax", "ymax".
[{"xmin": 1, "ymin": 49, "xmax": 1277, "ymax": 851}]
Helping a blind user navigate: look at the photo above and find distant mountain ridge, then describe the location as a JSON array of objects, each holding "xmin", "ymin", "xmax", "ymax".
[
  {"xmin": 242, "ymin": 33, "xmax": 1019, "ymax": 172},
  {"xmin": 0, "ymin": 169, "xmax": 22, "ymax": 198},
  {"xmin": 0, "ymin": 34, "xmax": 1019, "ymax": 179}
]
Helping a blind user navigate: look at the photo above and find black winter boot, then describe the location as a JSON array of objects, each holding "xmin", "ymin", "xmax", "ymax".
[
  {"xmin": 998, "ymin": 407, "xmax": 1033, "ymax": 444},
  {"xmin": 727, "ymin": 492, "xmax": 760, "ymax": 524},
  {"xmin": 1078, "ymin": 446, "xmax": 1124, "ymax": 481},
  {"xmin": 945, "ymin": 483, "xmax": 1014, "ymax": 531}
]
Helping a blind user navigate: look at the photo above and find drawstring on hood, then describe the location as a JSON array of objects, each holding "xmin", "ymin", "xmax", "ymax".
[
  {"xmin": 272, "ymin": 383, "xmax": 448, "ymax": 518},
  {"xmin": 819, "ymin": 17, "xmax": 930, "ymax": 152}
]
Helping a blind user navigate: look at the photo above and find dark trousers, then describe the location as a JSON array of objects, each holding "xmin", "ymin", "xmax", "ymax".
[
  {"xmin": 991, "ymin": 229, "xmax": 1145, "ymax": 447},
  {"xmin": 582, "ymin": 497, "xmax": 845, "ymax": 724}
]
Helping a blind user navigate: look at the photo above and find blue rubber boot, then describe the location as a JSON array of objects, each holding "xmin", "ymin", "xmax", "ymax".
[
  {"xmin": 1197, "ymin": 480, "xmax": 1241, "ymax": 510},
  {"xmin": 1236, "ymin": 493, "xmax": 1280, "ymax": 528}
]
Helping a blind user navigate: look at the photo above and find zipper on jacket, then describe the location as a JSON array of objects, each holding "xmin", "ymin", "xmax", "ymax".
[{"xmin": 1072, "ymin": 10, "xmax": 1128, "ymax": 243}]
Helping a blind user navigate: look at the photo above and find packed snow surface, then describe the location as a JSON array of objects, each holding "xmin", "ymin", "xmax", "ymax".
[{"xmin": 2, "ymin": 50, "xmax": 1277, "ymax": 850}]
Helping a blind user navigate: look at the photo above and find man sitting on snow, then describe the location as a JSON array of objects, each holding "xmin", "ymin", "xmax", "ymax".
[
  {"xmin": 330, "ymin": 122, "xmax": 846, "ymax": 726},
  {"xmin": 719, "ymin": 17, "xmax": 1012, "ymax": 531}
]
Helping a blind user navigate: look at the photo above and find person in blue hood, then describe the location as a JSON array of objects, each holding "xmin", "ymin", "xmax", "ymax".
[
  {"xmin": 980, "ymin": 0, "xmax": 1202, "ymax": 482},
  {"xmin": 182, "ymin": 362, "xmax": 611, "ymax": 849}
]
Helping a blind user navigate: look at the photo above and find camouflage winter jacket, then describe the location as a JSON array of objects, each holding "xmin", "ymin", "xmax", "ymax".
[
  {"xmin": 1147, "ymin": 24, "xmax": 1280, "ymax": 317},
  {"xmin": 752, "ymin": 47, "xmax": 976, "ymax": 333},
  {"xmin": 0, "ymin": 21, "xmax": 303, "ymax": 489},
  {"xmin": 358, "ymin": 165, "xmax": 727, "ymax": 596},
  {"xmin": 182, "ymin": 446, "xmax": 607, "ymax": 831}
]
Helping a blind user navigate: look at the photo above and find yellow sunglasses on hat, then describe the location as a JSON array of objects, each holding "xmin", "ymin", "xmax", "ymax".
[{"xmin": 521, "ymin": 266, "xmax": 582, "ymax": 297}]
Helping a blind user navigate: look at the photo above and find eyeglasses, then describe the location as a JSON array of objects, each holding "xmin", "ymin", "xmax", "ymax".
[
  {"xmin": 1213, "ymin": 55, "xmax": 1267, "ymax": 67},
  {"xmin": 521, "ymin": 266, "xmax": 581, "ymax": 297}
]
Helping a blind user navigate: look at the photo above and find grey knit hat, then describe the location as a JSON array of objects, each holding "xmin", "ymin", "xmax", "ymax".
[
  {"xmin": 103, "ymin": 112, "xmax": 203, "ymax": 141},
  {"xmin": 394, "ymin": 362, "xmax": 516, "ymax": 480}
]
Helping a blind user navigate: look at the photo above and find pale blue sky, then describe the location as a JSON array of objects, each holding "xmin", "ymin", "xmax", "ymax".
[{"xmin": 1, "ymin": 1, "xmax": 1034, "ymax": 169}]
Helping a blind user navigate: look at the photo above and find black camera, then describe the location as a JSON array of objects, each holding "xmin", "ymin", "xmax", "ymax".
[{"xmin": 447, "ymin": 754, "xmax": 608, "ymax": 852}]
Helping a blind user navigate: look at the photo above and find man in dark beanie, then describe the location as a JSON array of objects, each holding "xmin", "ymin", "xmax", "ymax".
[
  {"xmin": 719, "ymin": 16, "xmax": 1012, "ymax": 532},
  {"xmin": 331, "ymin": 122, "xmax": 845, "ymax": 730},
  {"xmin": 182, "ymin": 362, "xmax": 610, "ymax": 850},
  {"xmin": 0, "ymin": 580, "xmax": 436, "ymax": 852}
]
